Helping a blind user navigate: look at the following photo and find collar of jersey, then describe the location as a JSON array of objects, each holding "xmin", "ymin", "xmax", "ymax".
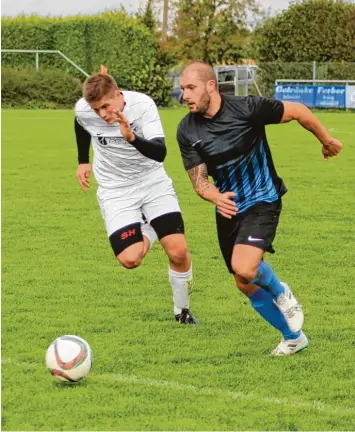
[{"xmin": 201, "ymin": 94, "xmax": 225, "ymax": 121}]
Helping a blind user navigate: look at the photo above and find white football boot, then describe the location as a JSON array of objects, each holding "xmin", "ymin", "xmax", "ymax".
[
  {"xmin": 274, "ymin": 282, "xmax": 304, "ymax": 333},
  {"xmin": 271, "ymin": 331, "xmax": 309, "ymax": 356}
]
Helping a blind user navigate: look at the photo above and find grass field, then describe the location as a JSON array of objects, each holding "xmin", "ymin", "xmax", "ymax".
[{"xmin": 2, "ymin": 108, "xmax": 355, "ymax": 431}]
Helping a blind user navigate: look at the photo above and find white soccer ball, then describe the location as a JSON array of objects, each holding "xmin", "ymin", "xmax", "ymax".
[{"xmin": 45, "ymin": 335, "xmax": 92, "ymax": 382}]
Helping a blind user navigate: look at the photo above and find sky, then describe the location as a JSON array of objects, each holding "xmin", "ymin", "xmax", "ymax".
[{"xmin": 1, "ymin": 0, "xmax": 292, "ymax": 18}]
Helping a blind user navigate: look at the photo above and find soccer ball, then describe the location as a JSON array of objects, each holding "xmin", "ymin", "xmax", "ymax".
[{"xmin": 45, "ymin": 335, "xmax": 92, "ymax": 382}]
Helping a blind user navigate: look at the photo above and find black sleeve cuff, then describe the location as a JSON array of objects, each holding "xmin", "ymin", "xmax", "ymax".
[
  {"xmin": 74, "ymin": 118, "xmax": 91, "ymax": 164},
  {"xmin": 130, "ymin": 135, "xmax": 167, "ymax": 162}
]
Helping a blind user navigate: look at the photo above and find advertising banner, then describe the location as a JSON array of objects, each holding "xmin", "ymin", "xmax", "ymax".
[
  {"xmin": 346, "ymin": 85, "xmax": 355, "ymax": 109},
  {"xmin": 274, "ymin": 84, "xmax": 349, "ymax": 108},
  {"xmin": 274, "ymin": 85, "xmax": 315, "ymax": 107}
]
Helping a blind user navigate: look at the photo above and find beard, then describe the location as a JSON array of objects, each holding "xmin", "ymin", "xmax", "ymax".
[{"xmin": 196, "ymin": 90, "xmax": 211, "ymax": 114}]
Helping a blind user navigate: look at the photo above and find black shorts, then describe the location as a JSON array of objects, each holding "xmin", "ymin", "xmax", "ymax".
[{"xmin": 216, "ymin": 200, "xmax": 282, "ymax": 273}]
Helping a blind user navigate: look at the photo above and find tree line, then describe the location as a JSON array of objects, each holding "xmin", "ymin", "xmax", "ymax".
[
  {"xmin": 141, "ymin": 0, "xmax": 354, "ymax": 65},
  {"xmin": 2, "ymin": 0, "xmax": 354, "ymax": 106}
]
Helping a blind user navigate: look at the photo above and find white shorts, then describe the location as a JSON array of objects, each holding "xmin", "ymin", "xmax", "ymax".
[{"xmin": 96, "ymin": 168, "xmax": 181, "ymax": 237}]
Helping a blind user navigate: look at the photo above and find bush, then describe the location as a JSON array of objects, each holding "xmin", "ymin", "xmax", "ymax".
[
  {"xmin": 1, "ymin": 67, "xmax": 83, "ymax": 108},
  {"xmin": 252, "ymin": 0, "xmax": 355, "ymax": 97},
  {"xmin": 1, "ymin": 13, "xmax": 173, "ymax": 106},
  {"xmin": 255, "ymin": 0, "xmax": 355, "ymax": 63}
]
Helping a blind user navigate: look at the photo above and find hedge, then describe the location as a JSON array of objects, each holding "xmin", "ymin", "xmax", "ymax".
[
  {"xmin": 1, "ymin": 67, "xmax": 82, "ymax": 108},
  {"xmin": 1, "ymin": 12, "xmax": 173, "ymax": 106}
]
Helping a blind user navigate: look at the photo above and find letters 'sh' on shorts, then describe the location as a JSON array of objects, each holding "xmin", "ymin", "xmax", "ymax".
[{"xmin": 96, "ymin": 168, "xmax": 182, "ymax": 255}]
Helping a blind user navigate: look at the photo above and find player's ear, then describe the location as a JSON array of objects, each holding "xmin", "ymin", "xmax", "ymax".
[{"xmin": 207, "ymin": 79, "xmax": 217, "ymax": 93}]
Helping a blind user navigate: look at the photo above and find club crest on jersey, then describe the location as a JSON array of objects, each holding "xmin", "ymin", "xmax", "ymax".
[{"xmin": 97, "ymin": 136, "xmax": 107, "ymax": 146}]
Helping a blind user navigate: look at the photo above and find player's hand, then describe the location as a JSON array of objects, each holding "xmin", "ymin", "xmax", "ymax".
[
  {"xmin": 76, "ymin": 163, "xmax": 92, "ymax": 192},
  {"xmin": 322, "ymin": 138, "xmax": 342, "ymax": 160},
  {"xmin": 215, "ymin": 192, "xmax": 238, "ymax": 219},
  {"xmin": 111, "ymin": 109, "xmax": 135, "ymax": 142},
  {"xmin": 99, "ymin": 64, "xmax": 108, "ymax": 75}
]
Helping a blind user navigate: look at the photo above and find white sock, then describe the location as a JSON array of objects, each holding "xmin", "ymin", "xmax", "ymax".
[
  {"xmin": 141, "ymin": 222, "xmax": 157, "ymax": 250},
  {"xmin": 169, "ymin": 266, "xmax": 193, "ymax": 315}
]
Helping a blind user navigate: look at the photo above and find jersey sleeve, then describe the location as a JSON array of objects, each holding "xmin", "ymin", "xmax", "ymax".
[
  {"xmin": 74, "ymin": 117, "xmax": 91, "ymax": 164},
  {"xmin": 139, "ymin": 98, "xmax": 165, "ymax": 140},
  {"xmin": 176, "ymin": 122, "xmax": 204, "ymax": 170},
  {"xmin": 245, "ymin": 95, "xmax": 284, "ymax": 126}
]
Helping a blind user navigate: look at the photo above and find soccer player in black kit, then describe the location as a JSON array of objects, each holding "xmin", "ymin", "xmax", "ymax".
[{"xmin": 177, "ymin": 61, "xmax": 342, "ymax": 356}]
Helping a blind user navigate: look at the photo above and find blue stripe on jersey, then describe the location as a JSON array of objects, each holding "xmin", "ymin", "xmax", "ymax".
[
  {"xmin": 214, "ymin": 139, "xmax": 279, "ymax": 214},
  {"xmin": 240, "ymin": 156, "xmax": 251, "ymax": 199}
]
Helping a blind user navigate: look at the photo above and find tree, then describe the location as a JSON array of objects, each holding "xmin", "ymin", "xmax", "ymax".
[
  {"xmin": 255, "ymin": 0, "xmax": 355, "ymax": 62},
  {"xmin": 172, "ymin": 0, "xmax": 260, "ymax": 64},
  {"xmin": 135, "ymin": 0, "xmax": 175, "ymax": 105},
  {"xmin": 251, "ymin": 0, "xmax": 355, "ymax": 97},
  {"xmin": 136, "ymin": 0, "xmax": 158, "ymax": 33}
]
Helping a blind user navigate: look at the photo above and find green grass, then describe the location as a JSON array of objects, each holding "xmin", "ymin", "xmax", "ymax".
[{"xmin": 2, "ymin": 108, "xmax": 355, "ymax": 431}]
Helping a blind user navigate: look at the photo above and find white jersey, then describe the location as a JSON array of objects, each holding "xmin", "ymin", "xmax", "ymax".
[{"xmin": 75, "ymin": 91, "xmax": 165, "ymax": 188}]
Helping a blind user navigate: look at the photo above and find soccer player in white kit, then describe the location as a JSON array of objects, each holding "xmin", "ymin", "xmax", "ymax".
[{"xmin": 74, "ymin": 72, "xmax": 197, "ymax": 324}]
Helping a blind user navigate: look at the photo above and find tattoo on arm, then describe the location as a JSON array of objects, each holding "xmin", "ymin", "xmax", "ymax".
[{"xmin": 187, "ymin": 164, "xmax": 213, "ymax": 197}]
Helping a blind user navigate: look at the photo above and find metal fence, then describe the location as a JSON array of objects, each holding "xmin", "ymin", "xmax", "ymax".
[
  {"xmin": 214, "ymin": 65, "xmax": 262, "ymax": 97},
  {"xmin": 1, "ymin": 53, "xmax": 355, "ymax": 107},
  {"xmin": 0, "ymin": 49, "xmax": 89, "ymax": 77},
  {"xmin": 206, "ymin": 62, "xmax": 355, "ymax": 100},
  {"xmin": 254, "ymin": 61, "xmax": 355, "ymax": 98}
]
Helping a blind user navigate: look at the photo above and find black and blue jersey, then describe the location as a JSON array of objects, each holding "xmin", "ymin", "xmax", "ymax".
[{"xmin": 177, "ymin": 95, "xmax": 287, "ymax": 214}]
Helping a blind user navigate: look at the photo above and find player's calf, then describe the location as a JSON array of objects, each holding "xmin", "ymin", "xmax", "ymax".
[{"xmin": 150, "ymin": 212, "xmax": 197, "ymax": 323}]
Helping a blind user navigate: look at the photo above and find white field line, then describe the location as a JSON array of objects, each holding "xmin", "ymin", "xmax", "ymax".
[
  {"xmin": 328, "ymin": 128, "xmax": 354, "ymax": 135},
  {"xmin": 2, "ymin": 357, "xmax": 354, "ymax": 416}
]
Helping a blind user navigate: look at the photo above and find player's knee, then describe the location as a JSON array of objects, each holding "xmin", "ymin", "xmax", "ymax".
[
  {"xmin": 234, "ymin": 277, "xmax": 256, "ymax": 296},
  {"xmin": 167, "ymin": 244, "xmax": 188, "ymax": 266},
  {"xmin": 232, "ymin": 263, "xmax": 257, "ymax": 284},
  {"xmin": 117, "ymin": 252, "xmax": 144, "ymax": 269}
]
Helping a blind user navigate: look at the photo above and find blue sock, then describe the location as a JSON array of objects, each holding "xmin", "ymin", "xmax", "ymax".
[
  {"xmin": 252, "ymin": 260, "xmax": 285, "ymax": 300},
  {"xmin": 249, "ymin": 288, "xmax": 301, "ymax": 340}
]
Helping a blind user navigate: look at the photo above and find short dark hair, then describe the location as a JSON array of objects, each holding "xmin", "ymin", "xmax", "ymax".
[{"xmin": 83, "ymin": 74, "xmax": 119, "ymax": 102}]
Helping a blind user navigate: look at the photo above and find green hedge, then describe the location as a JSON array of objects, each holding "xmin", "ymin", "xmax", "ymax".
[
  {"xmin": 1, "ymin": 67, "xmax": 82, "ymax": 108},
  {"xmin": 1, "ymin": 16, "xmax": 56, "ymax": 69},
  {"xmin": 253, "ymin": 0, "xmax": 355, "ymax": 97},
  {"xmin": 1, "ymin": 12, "xmax": 173, "ymax": 106},
  {"xmin": 256, "ymin": 0, "xmax": 355, "ymax": 63},
  {"xmin": 1, "ymin": 13, "xmax": 156, "ymax": 82}
]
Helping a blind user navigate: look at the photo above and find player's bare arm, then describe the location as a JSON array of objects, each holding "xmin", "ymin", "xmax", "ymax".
[
  {"xmin": 281, "ymin": 101, "xmax": 343, "ymax": 160},
  {"xmin": 187, "ymin": 163, "xmax": 237, "ymax": 219}
]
